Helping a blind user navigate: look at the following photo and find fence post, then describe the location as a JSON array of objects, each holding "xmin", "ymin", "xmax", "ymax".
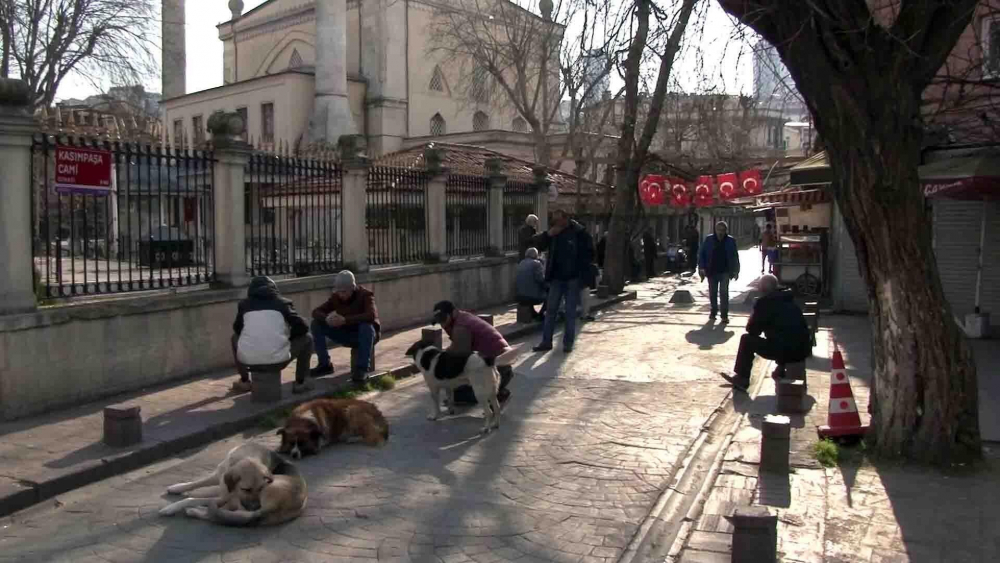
[
  {"xmin": 209, "ymin": 112, "xmax": 251, "ymax": 288},
  {"xmin": 533, "ymin": 166, "xmax": 550, "ymax": 231},
  {"xmin": 341, "ymin": 153, "xmax": 370, "ymax": 273},
  {"xmin": 0, "ymin": 79, "xmax": 38, "ymax": 314},
  {"xmin": 424, "ymin": 146, "xmax": 448, "ymax": 262},
  {"xmin": 487, "ymin": 173, "xmax": 505, "ymax": 256}
]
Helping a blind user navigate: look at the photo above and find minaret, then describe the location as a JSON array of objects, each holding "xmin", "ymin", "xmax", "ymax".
[
  {"xmin": 161, "ymin": 0, "xmax": 186, "ymax": 99},
  {"xmin": 309, "ymin": 0, "xmax": 357, "ymax": 143}
]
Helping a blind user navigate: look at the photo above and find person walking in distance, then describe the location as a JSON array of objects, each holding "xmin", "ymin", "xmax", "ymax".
[
  {"xmin": 760, "ymin": 223, "xmax": 777, "ymax": 274},
  {"xmin": 683, "ymin": 223, "xmax": 700, "ymax": 272},
  {"xmin": 530, "ymin": 209, "xmax": 595, "ymax": 353},
  {"xmin": 721, "ymin": 274, "xmax": 812, "ymax": 391},
  {"xmin": 698, "ymin": 221, "xmax": 740, "ymax": 324},
  {"xmin": 642, "ymin": 227, "xmax": 657, "ymax": 279},
  {"xmin": 517, "ymin": 214, "xmax": 540, "ymax": 260}
]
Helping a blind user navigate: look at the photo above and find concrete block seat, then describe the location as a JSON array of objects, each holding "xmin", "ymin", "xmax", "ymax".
[{"xmin": 244, "ymin": 363, "xmax": 288, "ymax": 403}]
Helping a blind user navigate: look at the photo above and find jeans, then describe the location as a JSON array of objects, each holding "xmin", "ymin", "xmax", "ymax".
[
  {"xmin": 311, "ymin": 320, "xmax": 377, "ymax": 375},
  {"xmin": 232, "ymin": 333, "xmax": 313, "ymax": 384},
  {"xmin": 541, "ymin": 278, "xmax": 581, "ymax": 348},
  {"xmin": 733, "ymin": 334, "xmax": 810, "ymax": 382},
  {"xmin": 708, "ymin": 275, "xmax": 730, "ymax": 317}
]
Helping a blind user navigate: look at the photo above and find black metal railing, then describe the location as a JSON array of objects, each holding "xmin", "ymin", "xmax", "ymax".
[
  {"xmin": 31, "ymin": 134, "xmax": 215, "ymax": 298},
  {"xmin": 245, "ymin": 152, "xmax": 343, "ymax": 276},
  {"xmin": 446, "ymin": 174, "xmax": 490, "ymax": 257},
  {"xmin": 366, "ymin": 166, "xmax": 429, "ymax": 266},
  {"xmin": 503, "ymin": 180, "xmax": 536, "ymax": 253}
]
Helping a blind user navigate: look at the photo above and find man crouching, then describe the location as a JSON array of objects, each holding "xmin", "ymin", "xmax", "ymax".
[{"xmin": 723, "ymin": 274, "xmax": 812, "ymax": 392}]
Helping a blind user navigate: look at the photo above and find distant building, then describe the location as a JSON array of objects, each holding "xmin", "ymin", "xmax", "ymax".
[
  {"xmin": 579, "ymin": 50, "xmax": 610, "ymax": 107},
  {"xmin": 752, "ymin": 40, "xmax": 809, "ymax": 122}
]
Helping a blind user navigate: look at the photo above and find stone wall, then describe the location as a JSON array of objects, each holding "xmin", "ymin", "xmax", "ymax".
[{"xmin": 0, "ymin": 257, "xmax": 516, "ymax": 420}]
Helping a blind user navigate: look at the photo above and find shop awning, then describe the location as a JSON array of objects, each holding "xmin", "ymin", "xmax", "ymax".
[
  {"xmin": 919, "ymin": 152, "xmax": 1000, "ymax": 200},
  {"xmin": 788, "ymin": 152, "xmax": 832, "ymax": 186},
  {"xmin": 755, "ymin": 188, "xmax": 829, "ymax": 208}
]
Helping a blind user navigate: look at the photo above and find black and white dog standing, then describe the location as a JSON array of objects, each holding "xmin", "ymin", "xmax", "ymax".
[{"xmin": 405, "ymin": 340, "xmax": 501, "ymax": 434}]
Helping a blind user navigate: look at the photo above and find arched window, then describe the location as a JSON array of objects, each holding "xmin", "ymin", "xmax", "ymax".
[
  {"xmin": 429, "ymin": 65, "xmax": 446, "ymax": 92},
  {"xmin": 512, "ymin": 117, "xmax": 527, "ymax": 133},
  {"xmin": 288, "ymin": 48, "xmax": 303, "ymax": 69},
  {"xmin": 473, "ymin": 111, "xmax": 490, "ymax": 131},
  {"xmin": 471, "ymin": 66, "xmax": 490, "ymax": 103},
  {"xmin": 430, "ymin": 113, "xmax": 446, "ymax": 136}
]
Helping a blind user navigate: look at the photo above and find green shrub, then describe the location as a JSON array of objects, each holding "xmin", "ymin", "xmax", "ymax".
[{"xmin": 814, "ymin": 439, "xmax": 839, "ymax": 467}]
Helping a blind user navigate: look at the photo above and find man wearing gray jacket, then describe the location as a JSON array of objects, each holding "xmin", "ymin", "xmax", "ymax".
[{"xmin": 515, "ymin": 247, "xmax": 548, "ymax": 321}]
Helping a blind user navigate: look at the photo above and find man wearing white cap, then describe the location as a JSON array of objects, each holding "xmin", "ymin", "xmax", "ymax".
[{"xmin": 310, "ymin": 270, "xmax": 380, "ymax": 384}]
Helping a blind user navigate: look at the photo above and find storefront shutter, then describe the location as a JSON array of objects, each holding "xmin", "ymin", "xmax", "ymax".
[
  {"xmin": 932, "ymin": 200, "xmax": 983, "ymax": 318},
  {"xmin": 832, "ymin": 203, "xmax": 869, "ymax": 313}
]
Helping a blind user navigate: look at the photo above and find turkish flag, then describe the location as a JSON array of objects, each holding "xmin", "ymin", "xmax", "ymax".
[
  {"xmin": 640, "ymin": 174, "xmax": 666, "ymax": 206},
  {"xmin": 694, "ymin": 175, "xmax": 714, "ymax": 207},
  {"xmin": 668, "ymin": 178, "xmax": 689, "ymax": 208},
  {"xmin": 740, "ymin": 169, "xmax": 763, "ymax": 195},
  {"xmin": 717, "ymin": 172, "xmax": 739, "ymax": 200}
]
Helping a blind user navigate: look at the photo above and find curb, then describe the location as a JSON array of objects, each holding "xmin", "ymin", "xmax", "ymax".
[{"xmin": 0, "ymin": 290, "xmax": 638, "ymax": 519}]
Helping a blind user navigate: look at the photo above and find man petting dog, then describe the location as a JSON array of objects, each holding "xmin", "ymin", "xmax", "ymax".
[
  {"xmin": 721, "ymin": 274, "xmax": 812, "ymax": 392},
  {"xmin": 432, "ymin": 300, "xmax": 514, "ymax": 406},
  {"xmin": 310, "ymin": 270, "xmax": 380, "ymax": 384},
  {"xmin": 231, "ymin": 276, "xmax": 313, "ymax": 394}
]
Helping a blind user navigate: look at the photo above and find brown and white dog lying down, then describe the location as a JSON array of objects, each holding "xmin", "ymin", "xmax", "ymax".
[
  {"xmin": 159, "ymin": 442, "xmax": 306, "ymax": 526},
  {"xmin": 404, "ymin": 340, "xmax": 501, "ymax": 434},
  {"xmin": 277, "ymin": 398, "xmax": 389, "ymax": 459}
]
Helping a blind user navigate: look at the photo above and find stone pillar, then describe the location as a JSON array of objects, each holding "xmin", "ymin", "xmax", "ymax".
[
  {"xmin": 730, "ymin": 506, "xmax": 777, "ymax": 563},
  {"xmin": 426, "ymin": 173, "xmax": 448, "ymax": 262},
  {"xmin": 310, "ymin": 0, "xmax": 357, "ymax": 143},
  {"xmin": 360, "ymin": 0, "xmax": 408, "ymax": 155},
  {"xmin": 487, "ymin": 174, "xmax": 505, "ymax": 256},
  {"xmin": 0, "ymin": 79, "xmax": 38, "ymax": 315},
  {"xmin": 342, "ymin": 157, "xmax": 370, "ymax": 272},
  {"xmin": 760, "ymin": 414, "xmax": 791, "ymax": 474},
  {"xmin": 533, "ymin": 167, "xmax": 550, "ymax": 231},
  {"xmin": 209, "ymin": 112, "xmax": 251, "ymax": 288},
  {"xmin": 161, "ymin": 0, "xmax": 187, "ymax": 99}
]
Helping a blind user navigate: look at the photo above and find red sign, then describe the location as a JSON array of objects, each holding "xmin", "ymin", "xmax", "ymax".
[{"xmin": 55, "ymin": 146, "xmax": 113, "ymax": 194}]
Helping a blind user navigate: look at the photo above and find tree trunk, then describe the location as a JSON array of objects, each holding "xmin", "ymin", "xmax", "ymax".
[
  {"xmin": 826, "ymin": 115, "xmax": 980, "ymax": 463},
  {"xmin": 534, "ymin": 131, "xmax": 551, "ymax": 169}
]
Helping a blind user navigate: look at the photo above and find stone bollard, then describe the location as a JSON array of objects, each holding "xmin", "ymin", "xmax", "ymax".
[
  {"xmin": 103, "ymin": 405, "xmax": 143, "ymax": 447},
  {"xmin": 730, "ymin": 506, "xmax": 778, "ymax": 563},
  {"xmin": 422, "ymin": 327, "xmax": 443, "ymax": 348},
  {"xmin": 251, "ymin": 369, "xmax": 283, "ymax": 403},
  {"xmin": 669, "ymin": 290, "xmax": 694, "ymax": 304},
  {"xmin": 478, "ymin": 314, "xmax": 494, "ymax": 326},
  {"xmin": 777, "ymin": 380, "xmax": 807, "ymax": 414},
  {"xmin": 760, "ymin": 415, "xmax": 791, "ymax": 474},
  {"xmin": 516, "ymin": 305, "xmax": 536, "ymax": 324},
  {"xmin": 784, "ymin": 361, "xmax": 806, "ymax": 381},
  {"xmin": 597, "ymin": 284, "xmax": 610, "ymax": 299}
]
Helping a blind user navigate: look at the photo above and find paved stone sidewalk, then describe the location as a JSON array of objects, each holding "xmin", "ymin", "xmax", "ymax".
[
  {"xmin": 0, "ymin": 268, "xmax": 760, "ymax": 563},
  {"xmin": 677, "ymin": 315, "xmax": 1000, "ymax": 563}
]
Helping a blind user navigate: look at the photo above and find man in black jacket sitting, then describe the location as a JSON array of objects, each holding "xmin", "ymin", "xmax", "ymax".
[{"xmin": 724, "ymin": 274, "xmax": 812, "ymax": 391}]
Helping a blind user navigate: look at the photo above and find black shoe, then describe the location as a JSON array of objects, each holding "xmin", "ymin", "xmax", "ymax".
[
  {"xmin": 533, "ymin": 344, "xmax": 553, "ymax": 352},
  {"xmin": 351, "ymin": 369, "xmax": 367, "ymax": 385},
  {"xmin": 310, "ymin": 363, "xmax": 334, "ymax": 377},
  {"xmin": 709, "ymin": 314, "xmax": 717, "ymax": 321},
  {"xmin": 719, "ymin": 373, "xmax": 749, "ymax": 392},
  {"xmin": 720, "ymin": 316, "xmax": 729, "ymax": 324},
  {"xmin": 563, "ymin": 344, "xmax": 574, "ymax": 353}
]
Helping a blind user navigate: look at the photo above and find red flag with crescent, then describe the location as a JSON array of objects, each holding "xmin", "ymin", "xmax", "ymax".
[
  {"xmin": 668, "ymin": 177, "xmax": 690, "ymax": 208},
  {"xmin": 694, "ymin": 175, "xmax": 714, "ymax": 207},
  {"xmin": 740, "ymin": 169, "xmax": 763, "ymax": 195},
  {"xmin": 639, "ymin": 174, "xmax": 667, "ymax": 206},
  {"xmin": 716, "ymin": 172, "xmax": 739, "ymax": 200}
]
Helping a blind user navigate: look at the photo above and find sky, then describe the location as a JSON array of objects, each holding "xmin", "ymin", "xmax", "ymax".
[{"xmin": 55, "ymin": 0, "xmax": 755, "ymax": 102}]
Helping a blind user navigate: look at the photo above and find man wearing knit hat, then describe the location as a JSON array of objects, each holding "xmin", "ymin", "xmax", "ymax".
[{"xmin": 310, "ymin": 270, "xmax": 380, "ymax": 384}]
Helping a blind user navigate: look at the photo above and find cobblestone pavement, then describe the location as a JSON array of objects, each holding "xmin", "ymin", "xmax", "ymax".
[{"xmin": 0, "ymin": 258, "xmax": 764, "ymax": 563}]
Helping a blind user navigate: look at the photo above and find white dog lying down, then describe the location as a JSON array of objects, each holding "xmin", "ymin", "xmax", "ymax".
[
  {"xmin": 405, "ymin": 340, "xmax": 502, "ymax": 434},
  {"xmin": 159, "ymin": 442, "xmax": 306, "ymax": 526}
]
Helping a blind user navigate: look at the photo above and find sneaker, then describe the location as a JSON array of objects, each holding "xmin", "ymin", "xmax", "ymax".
[
  {"xmin": 720, "ymin": 316, "xmax": 729, "ymax": 325},
  {"xmin": 230, "ymin": 380, "xmax": 252, "ymax": 394},
  {"xmin": 292, "ymin": 380, "xmax": 315, "ymax": 394},
  {"xmin": 533, "ymin": 344, "xmax": 553, "ymax": 352},
  {"xmin": 310, "ymin": 363, "xmax": 334, "ymax": 377}
]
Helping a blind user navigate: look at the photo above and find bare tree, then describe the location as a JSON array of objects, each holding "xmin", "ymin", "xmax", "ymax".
[
  {"xmin": 602, "ymin": 0, "xmax": 700, "ymax": 294},
  {"xmin": 1, "ymin": 0, "xmax": 157, "ymax": 108},
  {"xmin": 717, "ymin": 0, "xmax": 984, "ymax": 463}
]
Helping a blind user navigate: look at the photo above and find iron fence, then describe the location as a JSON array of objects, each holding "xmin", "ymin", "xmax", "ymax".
[
  {"xmin": 245, "ymin": 152, "xmax": 343, "ymax": 276},
  {"xmin": 503, "ymin": 180, "xmax": 536, "ymax": 252},
  {"xmin": 446, "ymin": 174, "xmax": 490, "ymax": 257},
  {"xmin": 366, "ymin": 166, "xmax": 429, "ymax": 266},
  {"xmin": 31, "ymin": 134, "xmax": 215, "ymax": 298}
]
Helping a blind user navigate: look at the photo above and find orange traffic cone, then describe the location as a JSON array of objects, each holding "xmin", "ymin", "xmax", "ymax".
[{"xmin": 818, "ymin": 348, "xmax": 869, "ymax": 438}]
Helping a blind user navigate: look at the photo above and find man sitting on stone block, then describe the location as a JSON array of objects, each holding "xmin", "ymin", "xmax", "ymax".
[
  {"xmin": 310, "ymin": 270, "xmax": 380, "ymax": 385},
  {"xmin": 722, "ymin": 274, "xmax": 812, "ymax": 392},
  {"xmin": 232, "ymin": 276, "xmax": 314, "ymax": 395},
  {"xmin": 431, "ymin": 301, "xmax": 514, "ymax": 406},
  {"xmin": 516, "ymin": 247, "xmax": 548, "ymax": 321}
]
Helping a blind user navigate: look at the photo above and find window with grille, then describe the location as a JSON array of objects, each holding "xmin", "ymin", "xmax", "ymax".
[
  {"xmin": 471, "ymin": 66, "xmax": 490, "ymax": 103},
  {"xmin": 429, "ymin": 65, "xmax": 446, "ymax": 92},
  {"xmin": 192, "ymin": 115, "xmax": 204, "ymax": 144},
  {"xmin": 430, "ymin": 113, "xmax": 446, "ymax": 136},
  {"xmin": 261, "ymin": 103, "xmax": 275, "ymax": 143},
  {"xmin": 512, "ymin": 117, "xmax": 527, "ymax": 133},
  {"xmin": 984, "ymin": 17, "xmax": 1000, "ymax": 78},
  {"xmin": 173, "ymin": 119, "xmax": 183, "ymax": 146},
  {"xmin": 289, "ymin": 48, "xmax": 303, "ymax": 69},
  {"xmin": 473, "ymin": 111, "xmax": 490, "ymax": 131}
]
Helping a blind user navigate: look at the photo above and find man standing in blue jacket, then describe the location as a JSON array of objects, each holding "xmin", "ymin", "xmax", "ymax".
[{"xmin": 698, "ymin": 221, "xmax": 740, "ymax": 324}]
